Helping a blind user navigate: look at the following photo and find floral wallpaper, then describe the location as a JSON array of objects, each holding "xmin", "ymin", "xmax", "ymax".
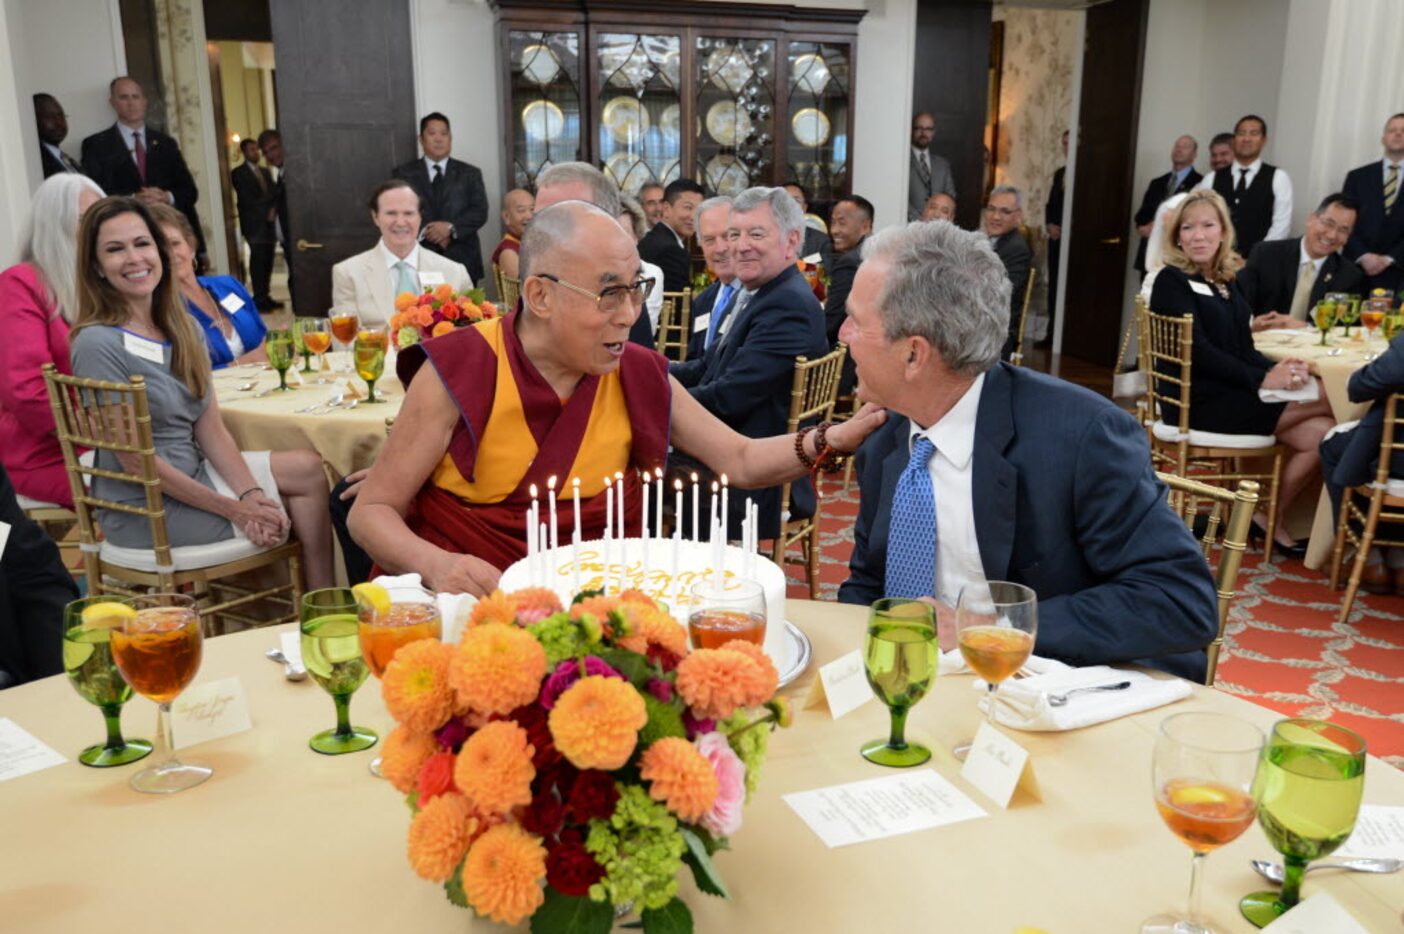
[
  {"xmin": 152, "ymin": 0, "xmax": 215, "ymax": 252},
  {"xmin": 992, "ymin": 7, "xmax": 1078, "ymax": 329}
]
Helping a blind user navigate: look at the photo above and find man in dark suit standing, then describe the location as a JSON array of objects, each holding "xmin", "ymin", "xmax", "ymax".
[
  {"xmin": 1041, "ymin": 130, "xmax": 1070, "ymax": 348},
  {"xmin": 1194, "ymin": 114, "xmax": 1293, "ymax": 256},
  {"xmin": 81, "ymin": 76, "xmax": 203, "ymax": 264},
  {"xmin": 1240, "ymin": 194, "xmax": 1363, "ymax": 330},
  {"xmin": 686, "ymin": 196, "xmax": 740, "ymax": 360},
  {"xmin": 983, "ymin": 186, "xmax": 1032, "ymax": 359},
  {"xmin": 671, "ymin": 186, "xmax": 829, "ymax": 540},
  {"xmin": 392, "ymin": 113, "xmax": 489, "ymax": 285},
  {"xmin": 639, "ymin": 179, "xmax": 703, "ymax": 293},
  {"xmin": 229, "ymin": 138, "xmax": 280, "ymax": 311},
  {"xmin": 836, "ymin": 221, "xmax": 1217, "ymax": 680},
  {"xmin": 256, "ymin": 129, "xmax": 293, "ymax": 308},
  {"xmin": 33, "ymin": 93, "xmax": 84, "ymax": 177},
  {"xmin": 1133, "ymin": 135, "xmax": 1202, "ymax": 274},
  {"xmin": 1342, "ymin": 113, "xmax": 1404, "ymax": 294},
  {"xmin": 824, "ymin": 195, "xmax": 873, "ymax": 395}
]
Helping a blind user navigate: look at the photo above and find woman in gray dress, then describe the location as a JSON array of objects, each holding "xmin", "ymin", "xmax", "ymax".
[{"xmin": 68, "ymin": 196, "xmax": 334, "ymax": 588}]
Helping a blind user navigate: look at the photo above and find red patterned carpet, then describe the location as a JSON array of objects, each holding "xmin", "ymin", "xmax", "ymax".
[{"xmin": 779, "ymin": 484, "xmax": 1404, "ymax": 770}]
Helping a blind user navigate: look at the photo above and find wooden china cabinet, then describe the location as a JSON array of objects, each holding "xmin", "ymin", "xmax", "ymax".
[{"xmin": 490, "ymin": 0, "xmax": 863, "ymax": 212}]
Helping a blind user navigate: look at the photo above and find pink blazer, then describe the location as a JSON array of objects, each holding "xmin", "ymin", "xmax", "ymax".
[{"xmin": 0, "ymin": 263, "xmax": 74, "ymax": 507}]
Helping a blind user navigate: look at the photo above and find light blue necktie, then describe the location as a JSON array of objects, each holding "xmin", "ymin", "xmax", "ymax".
[
  {"xmin": 394, "ymin": 260, "xmax": 418, "ymax": 298},
  {"xmin": 885, "ymin": 436, "xmax": 938, "ymax": 599},
  {"xmin": 704, "ymin": 283, "xmax": 734, "ymax": 350}
]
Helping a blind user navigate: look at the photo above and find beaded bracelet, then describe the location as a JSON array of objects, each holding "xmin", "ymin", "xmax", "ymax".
[
  {"xmin": 237, "ymin": 486, "xmax": 263, "ymax": 500},
  {"xmin": 794, "ymin": 426, "xmax": 819, "ymax": 468}
]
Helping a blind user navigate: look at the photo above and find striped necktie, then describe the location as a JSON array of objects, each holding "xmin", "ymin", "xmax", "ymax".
[
  {"xmin": 885, "ymin": 436, "xmax": 938, "ymax": 599},
  {"xmin": 1386, "ymin": 163, "xmax": 1399, "ymax": 211}
]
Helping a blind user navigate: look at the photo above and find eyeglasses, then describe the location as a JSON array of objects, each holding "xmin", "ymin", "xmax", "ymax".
[
  {"xmin": 535, "ymin": 273, "xmax": 656, "ymax": 311},
  {"xmin": 984, "ymin": 205, "xmax": 1020, "ymax": 217}
]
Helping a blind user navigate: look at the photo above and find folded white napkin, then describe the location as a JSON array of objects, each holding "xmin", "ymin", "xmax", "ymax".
[
  {"xmin": 1256, "ymin": 328, "xmax": 1309, "ymax": 338},
  {"xmin": 938, "ymin": 649, "xmax": 1068, "ymax": 678},
  {"xmin": 369, "ymin": 573, "xmax": 477, "ymax": 645},
  {"xmin": 1259, "ymin": 380, "xmax": 1320, "ymax": 403},
  {"xmin": 976, "ymin": 665, "xmax": 1192, "ymax": 732}
]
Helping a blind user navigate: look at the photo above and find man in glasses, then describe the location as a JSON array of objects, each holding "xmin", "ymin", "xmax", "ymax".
[{"xmin": 983, "ymin": 186, "xmax": 1032, "ymax": 359}]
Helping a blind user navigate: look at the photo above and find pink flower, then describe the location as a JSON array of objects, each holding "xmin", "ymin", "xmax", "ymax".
[
  {"xmin": 695, "ymin": 732, "xmax": 745, "ymax": 837},
  {"xmin": 539, "ymin": 657, "xmax": 624, "ymax": 710},
  {"xmin": 646, "ymin": 677, "xmax": 674, "ymax": 703}
]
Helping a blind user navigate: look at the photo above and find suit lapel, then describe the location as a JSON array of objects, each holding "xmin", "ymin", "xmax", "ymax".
[
  {"xmin": 365, "ymin": 251, "xmax": 393, "ymax": 319},
  {"xmin": 971, "ymin": 365, "xmax": 1018, "ymax": 580}
]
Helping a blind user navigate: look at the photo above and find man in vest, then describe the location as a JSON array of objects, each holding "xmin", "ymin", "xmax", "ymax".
[{"xmin": 1194, "ymin": 114, "xmax": 1293, "ymax": 256}]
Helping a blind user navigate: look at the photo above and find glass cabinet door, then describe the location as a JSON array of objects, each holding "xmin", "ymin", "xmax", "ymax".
[
  {"xmin": 508, "ymin": 31, "xmax": 584, "ymax": 190},
  {"xmin": 694, "ymin": 36, "xmax": 775, "ymax": 196},
  {"xmin": 785, "ymin": 41, "xmax": 851, "ymax": 206},
  {"xmin": 594, "ymin": 33, "xmax": 683, "ymax": 195}
]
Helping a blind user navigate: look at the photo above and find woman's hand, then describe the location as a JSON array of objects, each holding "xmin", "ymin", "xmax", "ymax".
[
  {"xmin": 825, "ymin": 403, "xmax": 888, "ymax": 454},
  {"xmin": 427, "ymin": 551, "xmax": 502, "ymax": 598},
  {"xmin": 1262, "ymin": 359, "xmax": 1308, "ymax": 391},
  {"xmin": 226, "ymin": 493, "xmax": 288, "ymax": 545}
]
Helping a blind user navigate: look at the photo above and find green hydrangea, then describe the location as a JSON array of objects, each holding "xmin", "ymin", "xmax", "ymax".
[
  {"xmin": 722, "ymin": 710, "xmax": 769, "ymax": 801},
  {"xmin": 395, "ymin": 325, "xmax": 421, "ymax": 349},
  {"xmin": 638, "ymin": 694, "xmax": 686, "ymax": 748},
  {"xmin": 585, "ymin": 784, "xmax": 686, "ymax": 910},
  {"xmin": 528, "ymin": 611, "xmax": 583, "ymax": 667}
]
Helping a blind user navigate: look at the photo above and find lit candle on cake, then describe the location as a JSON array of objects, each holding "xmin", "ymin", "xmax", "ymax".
[
  {"xmin": 640, "ymin": 470, "xmax": 651, "ymax": 585},
  {"xmin": 721, "ymin": 474, "xmax": 730, "ymax": 544},
  {"xmin": 528, "ymin": 483, "xmax": 539, "ymax": 570},
  {"xmin": 571, "ymin": 477, "xmax": 582, "ymax": 549},
  {"xmin": 572, "ymin": 527, "xmax": 581, "ymax": 596},
  {"xmin": 710, "ymin": 481, "xmax": 719, "ymax": 545},
  {"xmin": 603, "ymin": 479, "xmax": 613, "ymax": 595},
  {"xmin": 615, "ymin": 472, "xmax": 626, "ymax": 593},
  {"xmin": 654, "ymin": 468, "xmax": 664, "ymax": 539},
  {"xmin": 672, "ymin": 478, "xmax": 683, "ymax": 588},
  {"xmin": 547, "ymin": 476, "xmax": 558, "ymax": 552},
  {"xmin": 690, "ymin": 472, "xmax": 700, "ymax": 544}
]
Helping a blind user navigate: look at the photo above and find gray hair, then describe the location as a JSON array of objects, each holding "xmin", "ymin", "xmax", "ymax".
[
  {"xmin": 519, "ymin": 200, "xmax": 619, "ymax": 280},
  {"xmin": 696, "ymin": 195, "xmax": 732, "ymax": 227},
  {"xmin": 536, "ymin": 161, "xmax": 621, "ymax": 216},
  {"xmin": 19, "ymin": 172, "xmax": 106, "ymax": 324},
  {"xmin": 617, "ymin": 194, "xmax": 647, "ymax": 240},
  {"xmin": 731, "ymin": 186, "xmax": 805, "ymax": 240},
  {"xmin": 989, "ymin": 185, "xmax": 1024, "ymax": 212},
  {"xmin": 860, "ymin": 221, "xmax": 1009, "ymax": 376}
]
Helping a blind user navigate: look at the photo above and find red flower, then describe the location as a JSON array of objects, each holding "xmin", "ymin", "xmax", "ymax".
[
  {"xmin": 416, "ymin": 750, "xmax": 458, "ymax": 803},
  {"xmin": 647, "ymin": 644, "xmax": 682, "ymax": 672},
  {"xmin": 520, "ymin": 789, "xmax": 565, "ymax": 838},
  {"xmin": 545, "ymin": 840, "xmax": 605, "ymax": 897},
  {"xmin": 440, "ymin": 302, "xmax": 461, "ymax": 321},
  {"xmin": 510, "ymin": 704, "xmax": 560, "ymax": 770},
  {"xmin": 565, "ymin": 770, "xmax": 619, "ymax": 823},
  {"xmin": 435, "ymin": 717, "xmax": 470, "ymax": 752}
]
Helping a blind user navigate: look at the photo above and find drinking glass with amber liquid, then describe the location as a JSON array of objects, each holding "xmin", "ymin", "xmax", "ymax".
[
  {"xmin": 356, "ymin": 582, "xmax": 441, "ymax": 775},
  {"xmin": 330, "ymin": 311, "xmax": 360, "ymax": 349},
  {"xmin": 63, "ymin": 596, "xmax": 153, "ymax": 767},
  {"xmin": 687, "ymin": 579, "xmax": 766, "ymax": 649},
  {"xmin": 861, "ymin": 598, "xmax": 937, "ymax": 767},
  {"xmin": 301, "ymin": 588, "xmax": 377, "ymax": 755},
  {"xmin": 292, "ymin": 316, "xmax": 322, "ymax": 373},
  {"xmin": 298, "ymin": 318, "xmax": 334, "ymax": 382},
  {"xmin": 109, "ymin": 593, "xmax": 210, "ymax": 793},
  {"xmin": 1326, "ymin": 292, "xmax": 1356, "ymax": 336},
  {"xmin": 354, "ymin": 329, "xmax": 387, "ymax": 403},
  {"xmin": 266, "ymin": 328, "xmax": 295, "ymax": 391},
  {"xmin": 1362, "ymin": 297, "xmax": 1391, "ymax": 345},
  {"xmin": 953, "ymin": 581, "xmax": 1036, "ymax": 758}
]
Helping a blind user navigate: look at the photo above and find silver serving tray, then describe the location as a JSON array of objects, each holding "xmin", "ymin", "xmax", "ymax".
[{"xmin": 776, "ymin": 620, "xmax": 813, "ymax": 689}]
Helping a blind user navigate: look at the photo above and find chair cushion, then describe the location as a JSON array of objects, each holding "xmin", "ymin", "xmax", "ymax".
[
  {"xmin": 100, "ymin": 535, "xmax": 270, "ymax": 573},
  {"xmin": 17, "ymin": 493, "xmax": 62, "ymax": 511},
  {"xmin": 1323, "ymin": 420, "xmax": 1361, "ymax": 442},
  {"xmin": 1386, "ymin": 480, "xmax": 1404, "ymax": 498},
  {"xmin": 1151, "ymin": 420, "xmax": 1276, "ymax": 449}
]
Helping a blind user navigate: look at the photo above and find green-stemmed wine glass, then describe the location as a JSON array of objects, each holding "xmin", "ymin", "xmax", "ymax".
[
  {"xmin": 1312, "ymin": 301, "xmax": 1336, "ymax": 347},
  {"xmin": 353, "ymin": 329, "xmax": 387, "ymax": 403},
  {"xmin": 293, "ymin": 316, "xmax": 321, "ymax": 373},
  {"xmin": 301, "ymin": 588, "xmax": 378, "ymax": 755},
  {"xmin": 861, "ymin": 598, "xmax": 937, "ymax": 767},
  {"xmin": 62, "ymin": 596, "xmax": 153, "ymax": 767},
  {"xmin": 266, "ymin": 328, "xmax": 295, "ymax": 391},
  {"xmin": 1327, "ymin": 292, "xmax": 1356, "ymax": 336},
  {"xmin": 1240, "ymin": 719, "xmax": 1367, "ymax": 927}
]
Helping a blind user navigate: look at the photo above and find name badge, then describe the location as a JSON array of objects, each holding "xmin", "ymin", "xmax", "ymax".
[
  {"xmin": 123, "ymin": 332, "xmax": 165, "ymax": 364},
  {"xmin": 419, "ymin": 271, "xmax": 446, "ymax": 287},
  {"xmin": 692, "ymin": 312, "xmax": 711, "ymax": 334},
  {"xmin": 219, "ymin": 292, "xmax": 245, "ymax": 313},
  {"xmin": 1189, "ymin": 281, "xmax": 1215, "ymax": 296}
]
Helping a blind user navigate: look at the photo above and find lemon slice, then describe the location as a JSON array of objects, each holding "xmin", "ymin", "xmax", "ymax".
[
  {"xmin": 80, "ymin": 601, "xmax": 137, "ymax": 628},
  {"xmin": 1170, "ymin": 783, "xmax": 1233, "ymax": 806},
  {"xmin": 352, "ymin": 582, "xmax": 391, "ymax": 613}
]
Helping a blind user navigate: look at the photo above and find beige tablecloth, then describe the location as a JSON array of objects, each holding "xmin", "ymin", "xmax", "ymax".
[
  {"xmin": 3, "ymin": 601, "xmax": 1401, "ymax": 932},
  {"xmin": 213, "ymin": 352, "xmax": 403, "ymax": 480}
]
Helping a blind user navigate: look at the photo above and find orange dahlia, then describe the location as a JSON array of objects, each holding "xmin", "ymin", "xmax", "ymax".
[
  {"xmin": 406, "ymin": 792, "xmax": 482, "ymax": 882},
  {"xmin": 381, "ymin": 725, "xmax": 439, "ymax": 794},
  {"xmin": 449, "ymin": 623, "xmax": 547, "ymax": 716},
  {"xmin": 453, "ymin": 720, "xmax": 536, "ymax": 817},
  {"xmin": 615, "ymin": 604, "xmax": 690, "ymax": 658},
  {"xmin": 381, "ymin": 639, "xmax": 455, "ymax": 734},
  {"xmin": 675, "ymin": 644, "xmax": 777, "ymax": 720},
  {"xmin": 570, "ymin": 594, "xmax": 620, "ymax": 624},
  {"xmin": 394, "ymin": 291, "xmax": 418, "ymax": 311},
  {"xmin": 548, "ymin": 675, "xmax": 647, "ymax": 770},
  {"xmin": 467, "ymin": 590, "xmax": 519, "ymax": 627},
  {"xmin": 640, "ymin": 736, "xmax": 719, "ymax": 822},
  {"xmin": 433, "ymin": 282, "xmax": 455, "ymax": 302},
  {"xmin": 431, "ymin": 320, "xmax": 456, "ymax": 338},
  {"xmin": 462, "ymin": 824, "xmax": 547, "ymax": 925}
]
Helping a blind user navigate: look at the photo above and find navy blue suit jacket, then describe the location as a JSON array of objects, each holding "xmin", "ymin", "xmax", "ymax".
[
  {"xmin": 1343, "ymin": 160, "xmax": 1404, "ymax": 290},
  {"xmin": 1323, "ymin": 332, "xmax": 1404, "ymax": 490},
  {"xmin": 838, "ymin": 364, "xmax": 1219, "ymax": 680}
]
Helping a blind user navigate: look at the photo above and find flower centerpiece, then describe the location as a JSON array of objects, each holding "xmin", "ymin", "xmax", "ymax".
[
  {"xmin": 391, "ymin": 284, "xmax": 499, "ymax": 349},
  {"xmin": 380, "ymin": 587, "xmax": 791, "ymax": 933},
  {"xmin": 796, "ymin": 258, "xmax": 828, "ymax": 302}
]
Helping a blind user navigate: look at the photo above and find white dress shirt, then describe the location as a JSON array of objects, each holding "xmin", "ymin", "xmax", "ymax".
[
  {"xmin": 1383, "ymin": 158, "xmax": 1402, "ymax": 186},
  {"xmin": 381, "ymin": 240, "xmax": 422, "ymax": 296},
  {"xmin": 641, "ymin": 258, "xmax": 665, "ymax": 332},
  {"xmin": 908, "ymin": 373, "xmax": 987, "ymax": 605},
  {"xmin": 424, "ymin": 156, "xmax": 448, "ymax": 179},
  {"xmin": 1194, "ymin": 158, "xmax": 1293, "ymax": 241}
]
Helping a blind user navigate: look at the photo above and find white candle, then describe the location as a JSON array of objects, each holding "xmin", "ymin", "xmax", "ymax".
[
  {"xmin": 524, "ymin": 508, "xmax": 534, "ymax": 562},
  {"xmin": 604, "ymin": 481, "xmax": 613, "ymax": 595},
  {"xmin": 572, "ymin": 478, "xmax": 582, "ymax": 544},
  {"xmin": 615, "ymin": 472, "xmax": 626, "ymax": 593},
  {"xmin": 654, "ymin": 468, "xmax": 664, "ymax": 539},
  {"xmin": 539, "ymin": 522, "xmax": 548, "ymax": 586},
  {"xmin": 640, "ymin": 470, "xmax": 651, "ymax": 586},
  {"xmin": 710, "ymin": 481, "xmax": 719, "ymax": 549},
  {"xmin": 721, "ymin": 474, "xmax": 730, "ymax": 544},
  {"xmin": 547, "ymin": 476, "xmax": 558, "ymax": 552},
  {"xmin": 529, "ymin": 483, "xmax": 540, "ymax": 559},
  {"xmin": 572, "ymin": 529, "xmax": 581, "ymax": 596},
  {"xmin": 690, "ymin": 472, "xmax": 700, "ymax": 544},
  {"xmin": 672, "ymin": 478, "xmax": 683, "ymax": 597}
]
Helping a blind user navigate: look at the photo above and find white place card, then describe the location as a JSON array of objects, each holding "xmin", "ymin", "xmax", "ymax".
[
  {"xmin": 171, "ymin": 676, "xmax": 253, "ymax": 750},
  {"xmin": 279, "ymin": 631, "xmax": 305, "ymax": 670},
  {"xmin": 123, "ymin": 332, "xmax": 165, "ymax": 363},
  {"xmin": 1336, "ymin": 804, "xmax": 1404, "ymax": 860},
  {"xmin": 219, "ymin": 292, "xmax": 245, "ymax": 313},
  {"xmin": 959, "ymin": 721, "xmax": 1041, "ymax": 808},
  {"xmin": 418, "ymin": 270, "xmax": 446, "ymax": 286},
  {"xmin": 1258, "ymin": 892, "xmax": 1370, "ymax": 934},
  {"xmin": 0, "ymin": 519, "xmax": 10, "ymax": 559},
  {"xmin": 803, "ymin": 649, "xmax": 873, "ymax": 720},
  {"xmin": 783, "ymin": 769, "xmax": 986, "ymax": 848},
  {"xmin": 0, "ymin": 718, "xmax": 66, "ymax": 782}
]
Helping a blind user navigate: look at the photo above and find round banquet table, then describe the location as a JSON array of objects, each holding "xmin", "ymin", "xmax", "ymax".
[
  {"xmin": 1253, "ymin": 328, "xmax": 1380, "ymax": 569},
  {"xmin": 212, "ymin": 352, "xmax": 404, "ymax": 480},
  {"xmin": 3, "ymin": 601, "xmax": 1402, "ymax": 932}
]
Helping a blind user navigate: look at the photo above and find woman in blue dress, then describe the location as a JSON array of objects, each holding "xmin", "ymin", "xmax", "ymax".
[{"xmin": 149, "ymin": 204, "xmax": 267, "ymax": 369}]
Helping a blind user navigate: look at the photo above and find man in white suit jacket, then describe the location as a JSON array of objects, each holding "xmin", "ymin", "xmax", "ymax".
[{"xmin": 331, "ymin": 179, "xmax": 472, "ymax": 327}]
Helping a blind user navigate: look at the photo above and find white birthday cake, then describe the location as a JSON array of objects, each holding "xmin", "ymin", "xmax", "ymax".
[{"xmin": 499, "ymin": 538, "xmax": 791, "ymax": 670}]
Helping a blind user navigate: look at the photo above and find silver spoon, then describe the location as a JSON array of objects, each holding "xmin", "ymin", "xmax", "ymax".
[
  {"xmin": 1250, "ymin": 857, "xmax": 1402, "ymax": 885},
  {"xmin": 264, "ymin": 647, "xmax": 307, "ymax": 681},
  {"xmin": 1047, "ymin": 681, "xmax": 1132, "ymax": 706}
]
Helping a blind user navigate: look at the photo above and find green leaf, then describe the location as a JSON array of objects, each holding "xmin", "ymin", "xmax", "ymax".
[
  {"xmin": 597, "ymin": 648, "xmax": 652, "ymax": 688},
  {"xmin": 444, "ymin": 860, "xmax": 468, "ymax": 908},
  {"xmin": 679, "ymin": 827, "xmax": 730, "ymax": 898},
  {"xmin": 572, "ymin": 588, "xmax": 605, "ymax": 606},
  {"xmin": 405, "ymin": 789, "xmax": 421, "ymax": 814},
  {"xmin": 530, "ymin": 889, "xmax": 614, "ymax": 934},
  {"xmin": 641, "ymin": 897, "xmax": 694, "ymax": 934}
]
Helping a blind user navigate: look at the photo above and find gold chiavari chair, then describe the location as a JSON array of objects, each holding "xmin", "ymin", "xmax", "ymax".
[
  {"xmin": 1156, "ymin": 473, "xmax": 1258, "ymax": 686},
  {"xmin": 1008, "ymin": 268, "xmax": 1039, "ymax": 366},
  {"xmin": 494, "ymin": 265, "xmax": 521, "ymax": 310},
  {"xmin": 771, "ymin": 345, "xmax": 848, "ymax": 599},
  {"xmin": 1329, "ymin": 393, "xmax": 1404, "ymax": 623},
  {"xmin": 1143, "ymin": 308, "xmax": 1285, "ymax": 560},
  {"xmin": 16, "ymin": 495, "xmax": 84, "ymax": 587},
  {"xmin": 834, "ymin": 392, "xmax": 861, "ymax": 494},
  {"xmin": 42, "ymin": 364, "xmax": 303, "ymax": 636},
  {"xmin": 655, "ymin": 289, "xmax": 693, "ymax": 361}
]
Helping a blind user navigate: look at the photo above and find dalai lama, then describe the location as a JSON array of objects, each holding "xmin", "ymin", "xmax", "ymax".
[{"xmin": 349, "ymin": 199, "xmax": 885, "ymax": 596}]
